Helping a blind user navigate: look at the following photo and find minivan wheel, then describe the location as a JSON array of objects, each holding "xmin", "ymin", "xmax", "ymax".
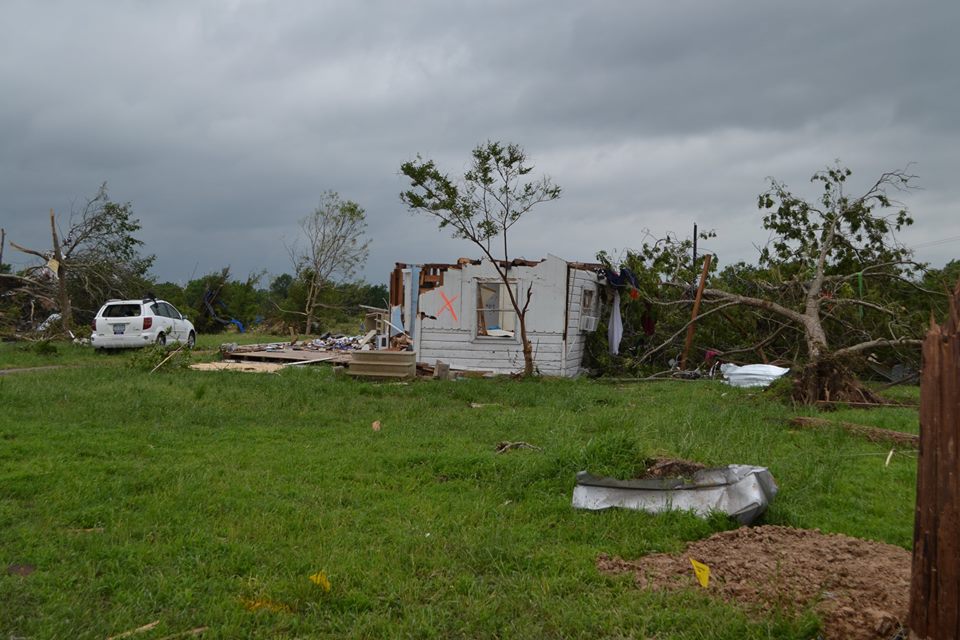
[
  {"xmin": 187, "ymin": 331, "xmax": 196, "ymax": 348},
  {"xmin": 156, "ymin": 332, "xmax": 166, "ymax": 346}
]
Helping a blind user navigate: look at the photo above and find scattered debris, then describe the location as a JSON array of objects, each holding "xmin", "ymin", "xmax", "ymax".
[
  {"xmin": 469, "ymin": 402, "xmax": 501, "ymax": 409},
  {"xmin": 106, "ymin": 620, "xmax": 160, "ymax": 640},
  {"xmin": 6, "ymin": 563, "xmax": 35, "ymax": 576},
  {"xmin": 65, "ymin": 527, "xmax": 104, "ymax": 533},
  {"xmin": 598, "ymin": 525, "xmax": 910, "ymax": 640},
  {"xmin": 240, "ymin": 597, "xmax": 292, "ymax": 614},
  {"xmin": 156, "ymin": 627, "xmax": 207, "ymax": 640},
  {"xmin": 309, "ymin": 571, "xmax": 331, "ymax": 592},
  {"xmin": 372, "ymin": 420, "xmax": 382, "ymax": 432},
  {"xmin": 573, "ymin": 465, "xmax": 778, "ymax": 525},
  {"xmin": 495, "ymin": 441, "xmax": 542, "ymax": 454},
  {"xmin": 218, "ymin": 341, "xmax": 354, "ymax": 366},
  {"xmin": 720, "ymin": 363, "xmax": 790, "ymax": 388},
  {"xmin": 35, "ymin": 313, "xmax": 61, "ymax": 332},
  {"xmin": 433, "ymin": 360, "xmax": 450, "ymax": 380},
  {"xmin": 788, "ymin": 417, "xmax": 919, "ymax": 448},
  {"xmin": 189, "ymin": 362, "xmax": 285, "ymax": 374},
  {"xmin": 356, "ymin": 329, "xmax": 377, "ymax": 348}
]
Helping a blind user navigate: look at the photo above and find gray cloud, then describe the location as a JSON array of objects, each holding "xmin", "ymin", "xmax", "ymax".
[{"xmin": 2, "ymin": 0, "xmax": 958, "ymax": 289}]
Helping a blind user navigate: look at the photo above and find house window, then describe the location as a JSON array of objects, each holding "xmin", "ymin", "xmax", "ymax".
[
  {"xmin": 476, "ymin": 281, "xmax": 517, "ymax": 338},
  {"xmin": 581, "ymin": 288, "xmax": 596, "ymax": 314},
  {"xmin": 579, "ymin": 287, "xmax": 600, "ymax": 332}
]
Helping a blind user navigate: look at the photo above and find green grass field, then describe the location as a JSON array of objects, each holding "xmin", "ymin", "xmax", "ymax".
[{"xmin": 0, "ymin": 341, "xmax": 918, "ymax": 639}]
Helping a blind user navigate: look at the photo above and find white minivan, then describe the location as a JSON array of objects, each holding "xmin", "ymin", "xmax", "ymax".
[{"xmin": 90, "ymin": 298, "xmax": 196, "ymax": 350}]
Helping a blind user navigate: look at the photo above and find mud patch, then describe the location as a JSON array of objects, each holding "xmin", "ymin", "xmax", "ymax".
[{"xmin": 598, "ymin": 525, "xmax": 909, "ymax": 640}]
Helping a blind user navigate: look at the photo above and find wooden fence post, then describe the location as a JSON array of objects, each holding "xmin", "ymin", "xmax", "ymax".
[
  {"xmin": 909, "ymin": 281, "xmax": 960, "ymax": 640},
  {"xmin": 679, "ymin": 254, "xmax": 712, "ymax": 371}
]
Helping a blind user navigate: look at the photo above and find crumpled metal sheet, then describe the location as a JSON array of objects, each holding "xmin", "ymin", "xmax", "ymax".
[
  {"xmin": 571, "ymin": 465, "xmax": 778, "ymax": 525},
  {"xmin": 720, "ymin": 363, "xmax": 790, "ymax": 388}
]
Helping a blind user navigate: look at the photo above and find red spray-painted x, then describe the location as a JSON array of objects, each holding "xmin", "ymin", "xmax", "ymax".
[{"xmin": 437, "ymin": 291, "xmax": 459, "ymax": 323}]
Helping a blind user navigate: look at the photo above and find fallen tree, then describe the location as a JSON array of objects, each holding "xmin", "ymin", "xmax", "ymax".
[
  {"xmin": 615, "ymin": 164, "xmax": 928, "ymax": 403},
  {"xmin": 6, "ymin": 184, "xmax": 153, "ymax": 334}
]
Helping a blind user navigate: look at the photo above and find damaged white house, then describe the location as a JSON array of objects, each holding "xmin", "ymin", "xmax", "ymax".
[{"xmin": 388, "ymin": 254, "xmax": 602, "ymax": 376}]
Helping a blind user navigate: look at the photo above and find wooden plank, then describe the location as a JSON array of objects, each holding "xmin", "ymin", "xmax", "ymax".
[
  {"xmin": 910, "ymin": 281, "xmax": 960, "ymax": 639},
  {"xmin": 225, "ymin": 350, "xmax": 352, "ymax": 365}
]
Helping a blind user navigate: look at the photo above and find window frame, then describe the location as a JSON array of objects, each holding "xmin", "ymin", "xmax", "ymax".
[{"xmin": 474, "ymin": 279, "xmax": 520, "ymax": 341}]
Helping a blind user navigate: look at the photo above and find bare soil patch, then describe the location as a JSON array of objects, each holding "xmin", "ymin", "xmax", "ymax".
[
  {"xmin": 598, "ymin": 525, "xmax": 910, "ymax": 640},
  {"xmin": 639, "ymin": 457, "xmax": 706, "ymax": 479}
]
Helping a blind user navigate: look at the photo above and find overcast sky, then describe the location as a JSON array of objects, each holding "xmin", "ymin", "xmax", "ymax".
[{"xmin": 2, "ymin": 0, "xmax": 958, "ymax": 288}]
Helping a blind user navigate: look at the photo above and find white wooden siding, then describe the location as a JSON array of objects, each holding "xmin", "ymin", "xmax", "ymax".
[{"xmin": 411, "ymin": 255, "xmax": 600, "ymax": 377}]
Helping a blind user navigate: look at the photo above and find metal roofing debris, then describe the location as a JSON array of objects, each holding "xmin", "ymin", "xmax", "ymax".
[
  {"xmin": 572, "ymin": 465, "xmax": 778, "ymax": 525},
  {"xmin": 720, "ymin": 363, "xmax": 791, "ymax": 388}
]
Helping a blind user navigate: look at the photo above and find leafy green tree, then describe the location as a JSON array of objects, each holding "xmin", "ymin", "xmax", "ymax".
[{"xmin": 399, "ymin": 141, "xmax": 561, "ymax": 377}]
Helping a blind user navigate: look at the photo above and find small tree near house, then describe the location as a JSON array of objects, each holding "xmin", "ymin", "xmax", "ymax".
[
  {"xmin": 399, "ymin": 141, "xmax": 561, "ymax": 377},
  {"xmin": 286, "ymin": 191, "xmax": 370, "ymax": 335}
]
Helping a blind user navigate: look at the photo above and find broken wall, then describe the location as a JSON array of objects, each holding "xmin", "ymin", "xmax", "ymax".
[{"xmin": 411, "ymin": 255, "xmax": 600, "ymax": 376}]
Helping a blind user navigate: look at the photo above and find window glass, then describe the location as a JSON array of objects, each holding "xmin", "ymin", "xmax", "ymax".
[
  {"xmin": 102, "ymin": 304, "xmax": 141, "ymax": 318},
  {"xmin": 150, "ymin": 303, "xmax": 162, "ymax": 317},
  {"xmin": 476, "ymin": 281, "xmax": 517, "ymax": 338},
  {"xmin": 165, "ymin": 303, "xmax": 183, "ymax": 320},
  {"xmin": 158, "ymin": 302, "xmax": 179, "ymax": 319}
]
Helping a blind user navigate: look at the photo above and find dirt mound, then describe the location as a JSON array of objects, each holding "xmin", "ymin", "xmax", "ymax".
[
  {"xmin": 598, "ymin": 525, "xmax": 910, "ymax": 640},
  {"xmin": 640, "ymin": 457, "xmax": 706, "ymax": 479}
]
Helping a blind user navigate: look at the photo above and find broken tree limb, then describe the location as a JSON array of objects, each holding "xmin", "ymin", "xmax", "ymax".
[
  {"xmin": 832, "ymin": 337, "xmax": 924, "ymax": 358},
  {"xmin": 9, "ymin": 240, "xmax": 48, "ymax": 260},
  {"xmin": 637, "ymin": 301, "xmax": 739, "ymax": 366},
  {"xmin": 815, "ymin": 399, "xmax": 918, "ymax": 409},
  {"xmin": 107, "ymin": 620, "xmax": 161, "ymax": 640},
  {"xmin": 156, "ymin": 628, "xmax": 208, "ymax": 640},
  {"xmin": 495, "ymin": 441, "xmax": 542, "ymax": 454},
  {"xmin": 788, "ymin": 416, "xmax": 919, "ymax": 448},
  {"xmin": 150, "ymin": 345, "xmax": 185, "ymax": 374}
]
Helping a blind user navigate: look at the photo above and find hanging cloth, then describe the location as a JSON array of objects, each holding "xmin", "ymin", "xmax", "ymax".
[{"xmin": 608, "ymin": 290, "xmax": 623, "ymax": 356}]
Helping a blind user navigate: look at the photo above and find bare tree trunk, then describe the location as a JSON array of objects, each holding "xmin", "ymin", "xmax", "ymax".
[
  {"xmin": 802, "ymin": 314, "xmax": 829, "ymax": 360},
  {"xmin": 49, "ymin": 209, "xmax": 72, "ymax": 332},
  {"xmin": 519, "ymin": 313, "xmax": 533, "ymax": 376},
  {"xmin": 304, "ymin": 283, "xmax": 315, "ymax": 335}
]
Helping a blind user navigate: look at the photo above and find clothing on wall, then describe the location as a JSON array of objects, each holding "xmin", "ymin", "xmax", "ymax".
[{"xmin": 608, "ymin": 290, "xmax": 623, "ymax": 355}]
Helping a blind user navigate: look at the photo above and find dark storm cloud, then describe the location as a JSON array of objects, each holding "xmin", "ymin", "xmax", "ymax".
[{"xmin": 1, "ymin": 0, "xmax": 958, "ymax": 287}]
